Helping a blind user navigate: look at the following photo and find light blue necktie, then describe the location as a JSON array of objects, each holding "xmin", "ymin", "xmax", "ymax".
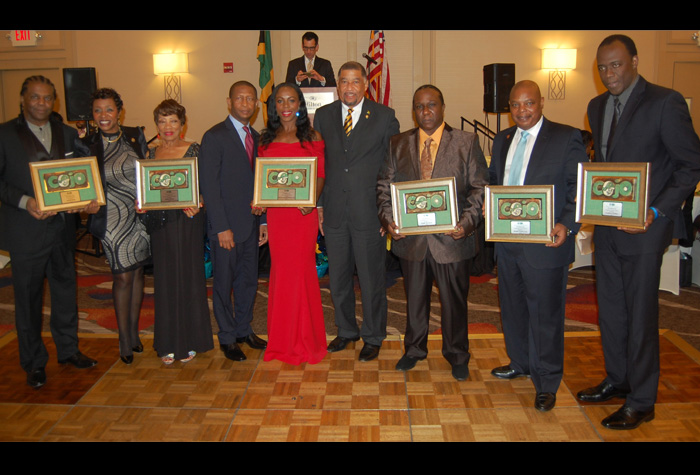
[{"xmin": 507, "ymin": 131, "xmax": 529, "ymax": 186}]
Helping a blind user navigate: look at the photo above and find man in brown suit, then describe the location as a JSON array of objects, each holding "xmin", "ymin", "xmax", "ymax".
[{"xmin": 377, "ymin": 85, "xmax": 489, "ymax": 380}]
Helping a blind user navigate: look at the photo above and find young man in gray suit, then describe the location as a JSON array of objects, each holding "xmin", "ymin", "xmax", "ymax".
[
  {"xmin": 377, "ymin": 85, "xmax": 488, "ymax": 381},
  {"xmin": 314, "ymin": 62, "xmax": 399, "ymax": 362}
]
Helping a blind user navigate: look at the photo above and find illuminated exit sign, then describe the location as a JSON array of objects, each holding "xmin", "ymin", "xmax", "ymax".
[{"xmin": 10, "ymin": 30, "xmax": 39, "ymax": 47}]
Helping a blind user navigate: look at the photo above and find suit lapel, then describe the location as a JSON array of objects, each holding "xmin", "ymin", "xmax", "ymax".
[
  {"xmin": 431, "ymin": 125, "xmax": 452, "ymax": 179},
  {"xmin": 498, "ymin": 127, "xmax": 516, "ymax": 184}
]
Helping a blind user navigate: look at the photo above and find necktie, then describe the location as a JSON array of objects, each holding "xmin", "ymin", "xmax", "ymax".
[
  {"xmin": 243, "ymin": 125, "xmax": 254, "ymax": 169},
  {"xmin": 507, "ymin": 131, "xmax": 529, "ymax": 186},
  {"xmin": 606, "ymin": 97, "xmax": 620, "ymax": 161},
  {"xmin": 344, "ymin": 108, "xmax": 354, "ymax": 137},
  {"xmin": 420, "ymin": 137, "xmax": 433, "ymax": 180}
]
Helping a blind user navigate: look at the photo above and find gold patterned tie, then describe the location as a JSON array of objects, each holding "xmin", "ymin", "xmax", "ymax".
[
  {"xmin": 344, "ymin": 108, "xmax": 354, "ymax": 136},
  {"xmin": 420, "ymin": 137, "xmax": 433, "ymax": 180}
]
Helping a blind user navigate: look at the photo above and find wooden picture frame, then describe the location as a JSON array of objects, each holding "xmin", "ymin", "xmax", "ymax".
[
  {"xmin": 29, "ymin": 156, "xmax": 105, "ymax": 212},
  {"xmin": 485, "ymin": 185, "xmax": 555, "ymax": 243},
  {"xmin": 253, "ymin": 157, "xmax": 318, "ymax": 207},
  {"xmin": 575, "ymin": 162, "xmax": 650, "ymax": 229},
  {"xmin": 135, "ymin": 157, "xmax": 200, "ymax": 210},
  {"xmin": 390, "ymin": 177, "xmax": 459, "ymax": 235}
]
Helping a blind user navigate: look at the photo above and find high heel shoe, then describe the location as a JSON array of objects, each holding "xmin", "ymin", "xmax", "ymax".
[
  {"xmin": 180, "ymin": 351, "xmax": 196, "ymax": 363},
  {"xmin": 132, "ymin": 345, "xmax": 144, "ymax": 353},
  {"xmin": 121, "ymin": 355, "xmax": 134, "ymax": 365}
]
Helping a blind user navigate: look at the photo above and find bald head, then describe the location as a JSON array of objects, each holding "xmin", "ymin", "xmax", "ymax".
[{"xmin": 509, "ymin": 80, "xmax": 544, "ymax": 131}]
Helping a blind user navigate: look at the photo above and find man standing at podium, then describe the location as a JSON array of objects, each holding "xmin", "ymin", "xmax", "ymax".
[{"xmin": 285, "ymin": 32, "xmax": 336, "ymax": 88}]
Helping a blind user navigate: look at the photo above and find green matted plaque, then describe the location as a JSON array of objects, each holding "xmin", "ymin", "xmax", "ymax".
[
  {"xmin": 390, "ymin": 177, "xmax": 458, "ymax": 235},
  {"xmin": 135, "ymin": 157, "xmax": 200, "ymax": 210},
  {"xmin": 485, "ymin": 185, "xmax": 555, "ymax": 243},
  {"xmin": 253, "ymin": 157, "xmax": 318, "ymax": 207},
  {"xmin": 575, "ymin": 162, "xmax": 649, "ymax": 229},
  {"xmin": 29, "ymin": 156, "xmax": 105, "ymax": 212}
]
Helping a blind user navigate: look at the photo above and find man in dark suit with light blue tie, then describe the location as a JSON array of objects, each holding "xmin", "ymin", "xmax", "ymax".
[
  {"xmin": 577, "ymin": 35, "xmax": 700, "ymax": 429},
  {"xmin": 488, "ymin": 80, "xmax": 586, "ymax": 411},
  {"xmin": 199, "ymin": 81, "xmax": 268, "ymax": 362}
]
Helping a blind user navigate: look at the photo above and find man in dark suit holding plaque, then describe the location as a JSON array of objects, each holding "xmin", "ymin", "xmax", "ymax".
[
  {"xmin": 377, "ymin": 84, "xmax": 488, "ymax": 381},
  {"xmin": 286, "ymin": 32, "xmax": 336, "ymax": 89},
  {"xmin": 488, "ymin": 80, "xmax": 586, "ymax": 411},
  {"xmin": 314, "ymin": 61, "xmax": 399, "ymax": 362},
  {"xmin": 199, "ymin": 80, "xmax": 268, "ymax": 362},
  {"xmin": 577, "ymin": 35, "xmax": 700, "ymax": 429},
  {"xmin": 0, "ymin": 75, "xmax": 98, "ymax": 388}
]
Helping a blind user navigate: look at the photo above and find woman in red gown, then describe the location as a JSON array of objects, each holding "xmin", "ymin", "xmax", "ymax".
[{"xmin": 258, "ymin": 82, "xmax": 327, "ymax": 365}]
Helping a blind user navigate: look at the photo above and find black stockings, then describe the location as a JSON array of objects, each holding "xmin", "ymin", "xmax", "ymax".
[{"xmin": 112, "ymin": 266, "xmax": 144, "ymax": 357}]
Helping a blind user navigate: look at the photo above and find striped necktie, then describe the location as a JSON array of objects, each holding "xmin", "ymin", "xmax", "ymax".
[{"xmin": 344, "ymin": 108, "xmax": 354, "ymax": 136}]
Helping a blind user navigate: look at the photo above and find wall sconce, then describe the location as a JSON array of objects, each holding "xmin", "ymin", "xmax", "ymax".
[
  {"xmin": 153, "ymin": 53, "xmax": 189, "ymax": 103},
  {"xmin": 541, "ymin": 48, "xmax": 576, "ymax": 100}
]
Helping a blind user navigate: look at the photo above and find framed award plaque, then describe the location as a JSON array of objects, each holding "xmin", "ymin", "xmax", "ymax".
[
  {"xmin": 390, "ymin": 177, "xmax": 459, "ymax": 235},
  {"xmin": 485, "ymin": 185, "xmax": 555, "ymax": 243},
  {"xmin": 253, "ymin": 157, "xmax": 318, "ymax": 207},
  {"xmin": 575, "ymin": 162, "xmax": 649, "ymax": 229},
  {"xmin": 29, "ymin": 156, "xmax": 105, "ymax": 212},
  {"xmin": 135, "ymin": 157, "xmax": 200, "ymax": 210}
]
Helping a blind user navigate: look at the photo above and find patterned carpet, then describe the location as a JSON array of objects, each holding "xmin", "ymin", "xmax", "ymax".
[{"xmin": 2, "ymin": 235, "xmax": 700, "ymax": 353}]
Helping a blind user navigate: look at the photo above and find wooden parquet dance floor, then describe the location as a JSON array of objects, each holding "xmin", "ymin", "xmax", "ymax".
[{"xmin": 1, "ymin": 330, "xmax": 699, "ymax": 442}]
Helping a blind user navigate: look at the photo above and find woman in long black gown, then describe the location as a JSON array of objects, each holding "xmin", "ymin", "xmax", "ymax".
[{"xmin": 144, "ymin": 100, "xmax": 213, "ymax": 364}]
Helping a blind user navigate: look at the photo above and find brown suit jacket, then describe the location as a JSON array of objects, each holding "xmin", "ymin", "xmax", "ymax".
[{"xmin": 377, "ymin": 123, "xmax": 489, "ymax": 264}]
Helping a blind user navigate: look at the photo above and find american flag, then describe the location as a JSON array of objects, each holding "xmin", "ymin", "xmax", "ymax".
[{"xmin": 365, "ymin": 30, "xmax": 391, "ymax": 107}]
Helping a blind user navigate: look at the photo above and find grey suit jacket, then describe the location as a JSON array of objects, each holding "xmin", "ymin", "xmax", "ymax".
[
  {"xmin": 489, "ymin": 117, "xmax": 586, "ymax": 269},
  {"xmin": 314, "ymin": 99, "xmax": 399, "ymax": 231},
  {"xmin": 377, "ymin": 123, "xmax": 489, "ymax": 264},
  {"xmin": 588, "ymin": 75, "xmax": 700, "ymax": 252}
]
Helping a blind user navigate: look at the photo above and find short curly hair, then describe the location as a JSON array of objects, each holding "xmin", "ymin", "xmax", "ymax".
[
  {"xmin": 153, "ymin": 99, "xmax": 186, "ymax": 125},
  {"xmin": 91, "ymin": 88, "xmax": 123, "ymax": 112}
]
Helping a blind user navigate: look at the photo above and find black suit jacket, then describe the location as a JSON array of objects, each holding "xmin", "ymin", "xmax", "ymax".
[
  {"xmin": 75, "ymin": 126, "xmax": 148, "ymax": 240},
  {"xmin": 377, "ymin": 124, "xmax": 489, "ymax": 264},
  {"xmin": 0, "ymin": 116, "xmax": 79, "ymax": 253},
  {"xmin": 314, "ymin": 99, "xmax": 399, "ymax": 232},
  {"xmin": 286, "ymin": 56, "xmax": 336, "ymax": 88},
  {"xmin": 199, "ymin": 117, "xmax": 261, "ymax": 244},
  {"xmin": 588, "ymin": 75, "xmax": 700, "ymax": 253},
  {"xmin": 489, "ymin": 117, "xmax": 586, "ymax": 269}
]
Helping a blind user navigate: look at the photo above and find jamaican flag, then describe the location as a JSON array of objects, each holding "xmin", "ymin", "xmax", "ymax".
[{"xmin": 257, "ymin": 30, "xmax": 274, "ymax": 124}]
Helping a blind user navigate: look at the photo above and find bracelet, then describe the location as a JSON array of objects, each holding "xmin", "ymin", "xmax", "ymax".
[{"xmin": 650, "ymin": 207, "xmax": 659, "ymax": 220}]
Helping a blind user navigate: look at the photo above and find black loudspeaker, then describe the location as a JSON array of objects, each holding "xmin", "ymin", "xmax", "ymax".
[
  {"xmin": 483, "ymin": 63, "xmax": 515, "ymax": 113},
  {"xmin": 63, "ymin": 68, "xmax": 97, "ymax": 121}
]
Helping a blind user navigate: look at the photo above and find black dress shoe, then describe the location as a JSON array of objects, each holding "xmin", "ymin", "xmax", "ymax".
[
  {"xmin": 452, "ymin": 363, "xmax": 470, "ymax": 381},
  {"xmin": 327, "ymin": 336, "xmax": 360, "ymax": 353},
  {"xmin": 535, "ymin": 392, "xmax": 556, "ymax": 412},
  {"xmin": 395, "ymin": 354, "xmax": 422, "ymax": 371},
  {"xmin": 576, "ymin": 381, "xmax": 628, "ymax": 403},
  {"xmin": 58, "ymin": 351, "xmax": 97, "ymax": 369},
  {"xmin": 236, "ymin": 333, "xmax": 267, "ymax": 349},
  {"xmin": 358, "ymin": 343, "xmax": 380, "ymax": 362},
  {"xmin": 601, "ymin": 404, "xmax": 654, "ymax": 430},
  {"xmin": 121, "ymin": 355, "xmax": 134, "ymax": 365},
  {"xmin": 27, "ymin": 368, "xmax": 46, "ymax": 388},
  {"xmin": 220, "ymin": 343, "xmax": 246, "ymax": 362},
  {"xmin": 491, "ymin": 364, "xmax": 529, "ymax": 380},
  {"xmin": 132, "ymin": 345, "xmax": 144, "ymax": 354}
]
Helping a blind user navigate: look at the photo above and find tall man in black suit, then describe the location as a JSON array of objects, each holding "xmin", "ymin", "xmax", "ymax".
[
  {"xmin": 285, "ymin": 32, "xmax": 336, "ymax": 88},
  {"xmin": 199, "ymin": 81, "xmax": 268, "ymax": 362},
  {"xmin": 314, "ymin": 61, "xmax": 399, "ymax": 361},
  {"xmin": 377, "ymin": 85, "xmax": 489, "ymax": 381},
  {"xmin": 0, "ymin": 76, "xmax": 98, "ymax": 388},
  {"xmin": 577, "ymin": 34, "xmax": 700, "ymax": 429},
  {"xmin": 488, "ymin": 80, "xmax": 586, "ymax": 411}
]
